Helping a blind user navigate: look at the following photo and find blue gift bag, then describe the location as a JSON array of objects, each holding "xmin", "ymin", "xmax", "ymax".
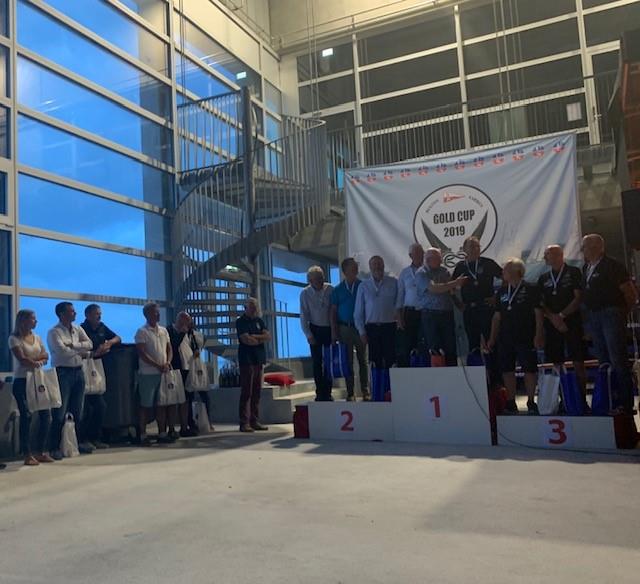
[
  {"xmin": 559, "ymin": 369, "xmax": 584, "ymax": 416},
  {"xmin": 592, "ymin": 363, "xmax": 613, "ymax": 416},
  {"xmin": 466, "ymin": 349, "xmax": 485, "ymax": 367},
  {"xmin": 323, "ymin": 343, "xmax": 352, "ymax": 380},
  {"xmin": 371, "ymin": 367, "xmax": 391, "ymax": 402},
  {"xmin": 409, "ymin": 350, "xmax": 429, "ymax": 368}
]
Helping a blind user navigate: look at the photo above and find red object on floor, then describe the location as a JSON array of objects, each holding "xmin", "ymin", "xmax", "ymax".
[
  {"xmin": 430, "ymin": 354, "xmax": 446, "ymax": 367},
  {"xmin": 383, "ymin": 390, "xmax": 392, "ymax": 402},
  {"xmin": 293, "ymin": 405, "xmax": 309, "ymax": 439},
  {"xmin": 613, "ymin": 414, "xmax": 639, "ymax": 449},
  {"xmin": 264, "ymin": 372, "xmax": 295, "ymax": 386}
]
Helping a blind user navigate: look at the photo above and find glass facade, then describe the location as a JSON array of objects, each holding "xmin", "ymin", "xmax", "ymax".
[{"xmin": 1, "ymin": 0, "xmax": 284, "ymax": 368}]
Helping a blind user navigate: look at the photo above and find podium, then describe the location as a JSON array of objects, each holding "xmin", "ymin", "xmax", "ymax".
[{"xmin": 303, "ymin": 366, "xmax": 626, "ymax": 450}]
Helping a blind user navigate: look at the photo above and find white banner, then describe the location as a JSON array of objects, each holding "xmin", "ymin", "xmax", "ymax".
[{"xmin": 346, "ymin": 134, "xmax": 580, "ymax": 279}]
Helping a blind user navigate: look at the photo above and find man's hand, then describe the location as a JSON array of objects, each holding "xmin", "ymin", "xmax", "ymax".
[
  {"xmin": 158, "ymin": 362, "xmax": 171, "ymax": 373},
  {"xmin": 360, "ymin": 334, "xmax": 368, "ymax": 346},
  {"xmin": 550, "ymin": 313, "xmax": 568, "ymax": 333},
  {"xmin": 306, "ymin": 334, "xmax": 316, "ymax": 346},
  {"xmin": 193, "ymin": 350, "xmax": 200, "ymax": 359},
  {"xmin": 454, "ymin": 276, "xmax": 469, "ymax": 288},
  {"xmin": 534, "ymin": 333, "xmax": 545, "ymax": 351},
  {"xmin": 481, "ymin": 337, "xmax": 495, "ymax": 354},
  {"xmin": 484, "ymin": 296, "xmax": 496, "ymax": 307}
]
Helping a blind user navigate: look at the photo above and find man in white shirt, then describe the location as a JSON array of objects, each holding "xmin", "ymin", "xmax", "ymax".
[
  {"xmin": 355, "ymin": 256, "xmax": 401, "ymax": 370},
  {"xmin": 300, "ymin": 266, "xmax": 334, "ymax": 401},
  {"xmin": 47, "ymin": 301, "xmax": 94, "ymax": 459},
  {"xmin": 397, "ymin": 243, "xmax": 425, "ymax": 366},
  {"xmin": 135, "ymin": 302, "xmax": 174, "ymax": 446}
]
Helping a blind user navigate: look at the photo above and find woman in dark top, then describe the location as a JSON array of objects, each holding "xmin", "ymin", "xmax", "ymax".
[{"xmin": 167, "ymin": 311, "xmax": 211, "ymax": 437}]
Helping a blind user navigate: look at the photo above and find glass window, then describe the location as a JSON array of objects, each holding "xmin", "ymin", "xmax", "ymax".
[
  {"xmin": 272, "ymin": 248, "xmax": 316, "ymax": 283},
  {"xmin": 593, "ymin": 51, "xmax": 619, "ymax": 75},
  {"xmin": 175, "ymin": 54, "xmax": 234, "ymax": 99},
  {"xmin": 360, "ymin": 49, "xmax": 458, "ymax": 98},
  {"xmin": 585, "ymin": 3, "xmax": 640, "ymax": 46},
  {"xmin": 0, "ymin": 105, "xmax": 8, "ymax": 159},
  {"xmin": 466, "ymin": 73, "xmax": 509, "ymax": 108},
  {"xmin": 297, "ymin": 43, "xmax": 353, "ymax": 82},
  {"xmin": 265, "ymin": 80, "xmax": 282, "ymax": 114},
  {"xmin": 19, "ymin": 234, "xmax": 169, "ymax": 300},
  {"xmin": 507, "ymin": 56, "xmax": 583, "ymax": 99},
  {"xmin": 0, "ymin": 0, "xmax": 7, "ymax": 38},
  {"xmin": 299, "ymin": 76, "xmax": 355, "ymax": 113},
  {"xmin": 460, "ymin": 1, "xmax": 503, "ymax": 40},
  {"xmin": 17, "ymin": 57, "xmax": 173, "ymax": 165},
  {"xmin": 18, "ymin": 174, "xmax": 169, "ymax": 253},
  {"xmin": 364, "ymin": 118, "xmax": 465, "ymax": 165},
  {"xmin": 583, "ymin": 0, "xmax": 620, "ymax": 8},
  {"xmin": 44, "ymin": 0, "xmax": 169, "ymax": 74},
  {"xmin": 273, "ymin": 282, "xmax": 302, "ymax": 314},
  {"xmin": 0, "ymin": 229, "xmax": 10, "ymax": 284},
  {"xmin": 116, "ymin": 0, "xmax": 167, "ymax": 33},
  {"xmin": 265, "ymin": 114, "xmax": 281, "ymax": 142},
  {"xmin": 19, "ymin": 296, "xmax": 165, "ymax": 344},
  {"xmin": 501, "ymin": 0, "xmax": 575, "ymax": 27},
  {"xmin": 0, "ymin": 170, "xmax": 6, "ymax": 214},
  {"xmin": 274, "ymin": 315, "xmax": 308, "ymax": 359},
  {"xmin": 0, "ymin": 294, "xmax": 10, "ymax": 372},
  {"xmin": 18, "ymin": 115, "xmax": 173, "ymax": 207},
  {"xmin": 0, "ymin": 45, "xmax": 8, "ymax": 98},
  {"xmin": 358, "ymin": 11, "xmax": 455, "ymax": 65},
  {"xmin": 174, "ymin": 13, "xmax": 261, "ymax": 99},
  {"xmin": 18, "ymin": 1, "xmax": 172, "ymax": 119},
  {"xmin": 362, "ymin": 83, "xmax": 462, "ymax": 123}
]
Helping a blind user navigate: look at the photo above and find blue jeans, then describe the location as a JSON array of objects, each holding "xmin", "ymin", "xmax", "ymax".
[
  {"xmin": 12, "ymin": 378, "xmax": 52, "ymax": 455},
  {"xmin": 50, "ymin": 367, "xmax": 85, "ymax": 451},
  {"xmin": 588, "ymin": 307, "xmax": 634, "ymax": 412},
  {"xmin": 421, "ymin": 309, "xmax": 457, "ymax": 366}
]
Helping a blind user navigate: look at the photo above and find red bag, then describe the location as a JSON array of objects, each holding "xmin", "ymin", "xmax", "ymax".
[
  {"xmin": 293, "ymin": 405, "xmax": 309, "ymax": 439},
  {"xmin": 264, "ymin": 372, "xmax": 295, "ymax": 386},
  {"xmin": 430, "ymin": 353, "xmax": 446, "ymax": 367}
]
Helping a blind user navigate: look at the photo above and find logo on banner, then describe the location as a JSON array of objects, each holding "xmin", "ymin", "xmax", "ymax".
[{"xmin": 412, "ymin": 184, "xmax": 498, "ymax": 268}]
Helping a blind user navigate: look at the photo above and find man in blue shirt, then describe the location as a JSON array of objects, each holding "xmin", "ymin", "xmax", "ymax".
[
  {"xmin": 330, "ymin": 258, "xmax": 369, "ymax": 401},
  {"xmin": 416, "ymin": 248, "xmax": 467, "ymax": 366}
]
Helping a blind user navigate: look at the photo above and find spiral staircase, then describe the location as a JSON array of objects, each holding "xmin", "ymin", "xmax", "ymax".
[{"xmin": 173, "ymin": 89, "xmax": 329, "ymax": 361}]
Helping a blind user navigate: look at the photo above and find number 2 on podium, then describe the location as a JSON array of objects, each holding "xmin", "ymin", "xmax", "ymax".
[
  {"xmin": 429, "ymin": 396, "xmax": 441, "ymax": 418},
  {"xmin": 340, "ymin": 410, "xmax": 354, "ymax": 432}
]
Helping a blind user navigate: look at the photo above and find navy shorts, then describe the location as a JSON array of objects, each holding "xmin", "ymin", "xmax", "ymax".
[{"xmin": 499, "ymin": 341, "xmax": 537, "ymax": 374}]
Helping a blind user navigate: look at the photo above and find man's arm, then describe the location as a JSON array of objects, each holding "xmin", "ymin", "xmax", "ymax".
[
  {"xmin": 47, "ymin": 328, "xmax": 79, "ymax": 359},
  {"xmin": 76, "ymin": 326, "xmax": 94, "ymax": 353},
  {"xmin": 485, "ymin": 312, "xmax": 501, "ymax": 352},
  {"xmin": 354, "ymin": 284, "xmax": 366, "ymax": 340},
  {"xmin": 136, "ymin": 343, "xmax": 164, "ymax": 371},
  {"xmin": 534, "ymin": 307, "xmax": 545, "ymax": 350},
  {"xmin": 165, "ymin": 340, "xmax": 172, "ymax": 370},
  {"xmin": 426, "ymin": 276, "xmax": 467, "ymax": 294},
  {"xmin": 330, "ymin": 304, "xmax": 339, "ymax": 341},
  {"xmin": 299, "ymin": 289, "xmax": 313, "ymax": 342}
]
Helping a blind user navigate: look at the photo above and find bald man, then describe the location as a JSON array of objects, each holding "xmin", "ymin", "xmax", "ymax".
[
  {"xmin": 396, "ymin": 243, "xmax": 425, "ymax": 366},
  {"xmin": 582, "ymin": 234, "xmax": 638, "ymax": 414},
  {"xmin": 538, "ymin": 245, "xmax": 588, "ymax": 406}
]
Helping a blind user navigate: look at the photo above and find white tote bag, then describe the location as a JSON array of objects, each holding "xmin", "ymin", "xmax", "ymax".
[
  {"xmin": 537, "ymin": 368, "xmax": 561, "ymax": 415},
  {"xmin": 26, "ymin": 368, "xmax": 63, "ymax": 412},
  {"xmin": 60, "ymin": 413, "xmax": 80, "ymax": 458},
  {"xmin": 83, "ymin": 358, "xmax": 107, "ymax": 395},
  {"xmin": 157, "ymin": 369, "xmax": 186, "ymax": 406},
  {"xmin": 186, "ymin": 356, "xmax": 209, "ymax": 392},
  {"xmin": 193, "ymin": 400, "xmax": 210, "ymax": 434},
  {"xmin": 178, "ymin": 335, "xmax": 194, "ymax": 370}
]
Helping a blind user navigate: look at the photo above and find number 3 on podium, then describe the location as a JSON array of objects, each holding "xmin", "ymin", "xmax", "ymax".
[{"xmin": 547, "ymin": 419, "xmax": 567, "ymax": 445}]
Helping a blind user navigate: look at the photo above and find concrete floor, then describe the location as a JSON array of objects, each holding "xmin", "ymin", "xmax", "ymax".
[{"xmin": 1, "ymin": 426, "xmax": 639, "ymax": 584}]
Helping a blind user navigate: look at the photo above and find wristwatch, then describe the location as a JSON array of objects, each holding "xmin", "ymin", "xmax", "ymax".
[{"xmin": 559, "ymin": 312, "xmax": 566, "ymax": 319}]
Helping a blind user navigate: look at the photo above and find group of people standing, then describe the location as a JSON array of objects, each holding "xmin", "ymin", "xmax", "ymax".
[
  {"xmin": 5, "ymin": 301, "xmax": 214, "ymax": 466},
  {"xmin": 300, "ymin": 233, "xmax": 638, "ymax": 415}
]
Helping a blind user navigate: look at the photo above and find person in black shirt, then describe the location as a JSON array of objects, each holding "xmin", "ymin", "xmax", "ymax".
[
  {"xmin": 80, "ymin": 304, "xmax": 121, "ymax": 448},
  {"xmin": 538, "ymin": 245, "xmax": 588, "ymax": 405},
  {"xmin": 582, "ymin": 234, "xmax": 638, "ymax": 414},
  {"xmin": 453, "ymin": 236, "xmax": 502, "ymax": 386},
  {"xmin": 485, "ymin": 258, "xmax": 544, "ymax": 415},
  {"xmin": 167, "ymin": 311, "xmax": 208, "ymax": 438},
  {"xmin": 236, "ymin": 297, "xmax": 271, "ymax": 432}
]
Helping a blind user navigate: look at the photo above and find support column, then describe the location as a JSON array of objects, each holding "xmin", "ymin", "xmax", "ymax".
[{"xmin": 454, "ymin": 4, "xmax": 471, "ymax": 151}]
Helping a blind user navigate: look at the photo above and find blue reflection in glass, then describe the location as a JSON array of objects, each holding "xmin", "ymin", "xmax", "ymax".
[
  {"xmin": 275, "ymin": 316, "xmax": 308, "ymax": 358},
  {"xmin": 18, "ymin": 115, "xmax": 173, "ymax": 206},
  {"xmin": 17, "ymin": 57, "xmax": 173, "ymax": 165},
  {"xmin": 44, "ymin": 0, "xmax": 168, "ymax": 73},
  {"xmin": 18, "ymin": 1, "xmax": 171, "ymax": 118},
  {"xmin": 18, "ymin": 174, "xmax": 168, "ymax": 253},
  {"xmin": 19, "ymin": 296, "xmax": 167, "ymax": 344},
  {"xmin": 19, "ymin": 234, "xmax": 168, "ymax": 300}
]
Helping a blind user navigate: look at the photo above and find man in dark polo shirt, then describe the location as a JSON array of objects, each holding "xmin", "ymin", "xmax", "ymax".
[
  {"xmin": 581, "ymin": 234, "xmax": 638, "ymax": 414},
  {"xmin": 330, "ymin": 257, "xmax": 369, "ymax": 401},
  {"xmin": 486, "ymin": 258, "xmax": 544, "ymax": 415},
  {"xmin": 236, "ymin": 297, "xmax": 271, "ymax": 432},
  {"xmin": 80, "ymin": 304, "xmax": 121, "ymax": 448},
  {"xmin": 453, "ymin": 236, "xmax": 502, "ymax": 385},
  {"xmin": 538, "ymin": 245, "xmax": 588, "ymax": 407}
]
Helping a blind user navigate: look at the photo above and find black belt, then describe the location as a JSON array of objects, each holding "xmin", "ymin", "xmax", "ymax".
[
  {"xmin": 467, "ymin": 302, "xmax": 492, "ymax": 309},
  {"xmin": 403, "ymin": 306, "xmax": 420, "ymax": 312},
  {"xmin": 338, "ymin": 321, "xmax": 356, "ymax": 327},
  {"xmin": 56, "ymin": 365, "xmax": 82, "ymax": 371}
]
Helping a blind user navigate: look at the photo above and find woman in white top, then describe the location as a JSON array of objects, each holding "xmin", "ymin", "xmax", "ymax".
[{"xmin": 8, "ymin": 309, "xmax": 54, "ymax": 466}]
